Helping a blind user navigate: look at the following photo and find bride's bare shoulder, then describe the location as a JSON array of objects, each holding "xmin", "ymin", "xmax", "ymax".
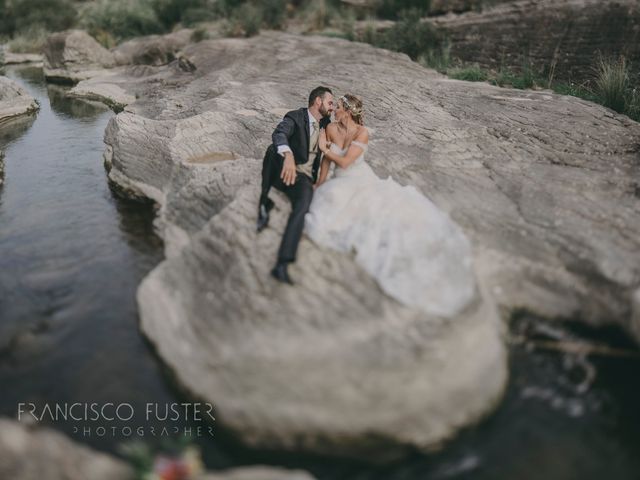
[
  {"xmin": 326, "ymin": 122, "xmax": 342, "ymax": 141},
  {"xmin": 355, "ymin": 126, "xmax": 369, "ymax": 143},
  {"xmin": 326, "ymin": 122, "xmax": 340, "ymax": 134}
]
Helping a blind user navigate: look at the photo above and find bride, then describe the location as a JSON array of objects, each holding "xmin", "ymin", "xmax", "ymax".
[{"xmin": 305, "ymin": 94, "xmax": 476, "ymax": 318}]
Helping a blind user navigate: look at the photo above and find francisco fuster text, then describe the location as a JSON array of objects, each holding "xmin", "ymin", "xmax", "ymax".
[{"xmin": 17, "ymin": 402, "xmax": 216, "ymax": 437}]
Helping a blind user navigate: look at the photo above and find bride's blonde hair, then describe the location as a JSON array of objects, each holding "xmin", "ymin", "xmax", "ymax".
[{"xmin": 340, "ymin": 94, "xmax": 364, "ymax": 125}]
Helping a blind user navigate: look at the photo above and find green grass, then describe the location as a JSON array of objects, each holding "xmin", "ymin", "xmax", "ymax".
[
  {"xmin": 551, "ymin": 81, "xmax": 598, "ymax": 102},
  {"xmin": 448, "ymin": 65, "xmax": 488, "ymax": 82},
  {"xmin": 549, "ymin": 54, "xmax": 640, "ymax": 122},
  {"xmin": 627, "ymin": 89, "xmax": 640, "ymax": 122},
  {"xmin": 417, "ymin": 42, "xmax": 451, "ymax": 73}
]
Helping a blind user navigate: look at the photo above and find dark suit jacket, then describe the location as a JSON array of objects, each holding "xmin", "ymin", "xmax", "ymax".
[{"xmin": 271, "ymin": 107, "xmax": 330, "ymax": 183}]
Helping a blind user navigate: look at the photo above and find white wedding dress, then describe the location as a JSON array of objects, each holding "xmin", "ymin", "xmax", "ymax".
[{"xmin": 305, "ymin": 140, "xmax": 476, "ymax": 317}]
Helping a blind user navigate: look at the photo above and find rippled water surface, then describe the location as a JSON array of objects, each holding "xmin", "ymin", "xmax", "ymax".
[
  {"xmin": 0, "ymin": 66, "xmax": 207, "ymax": 451},
  {"xmin": 0, "ymin": 66, "xmax": 638, "ymax": 479}
]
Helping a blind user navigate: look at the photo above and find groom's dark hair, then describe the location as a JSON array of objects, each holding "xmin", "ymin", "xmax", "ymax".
[{"xmin": 308, "ymin": 86, "xmax": 332, "ymax": 106}]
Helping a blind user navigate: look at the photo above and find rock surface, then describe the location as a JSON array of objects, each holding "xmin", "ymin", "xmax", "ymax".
[
  {"xmin": 199, "ymin": 466, "xmax": 316, "ymax": 480},
  {"xmin": 113, "ymin": 29, "xmax": 194, "ymax": 66},
  {"xmin": 0, "ymin": 75, "xmax": 39, "ymax": 126},
  {"xmin": 2, "ymin": 52, "xmax": 43, "ymax": 66},
  {"xmin": 0, "ymin": 418, "xmax": 317, "ymax": 480},
  {"xmin": 43, "ymin": 30, "xmax": 116, "ymax": 84},
  {"xmin": 0, "ymin": 418, "xmax": 134, "ymax": 480},
  {"xmin": 77, "ymin": 31, "xmax": 640, "ymax": 457},
  {"xmin": 94, "ymin": 34, "xmax": 509, "ymax": 460},
  {"xmin": 426, "ymin": 0, "xmax": 640, "ymax": 81}
]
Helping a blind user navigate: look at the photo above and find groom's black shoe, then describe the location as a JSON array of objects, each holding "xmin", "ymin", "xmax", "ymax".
[
  {"xmin": 256, "ymin": 196, "xmax": 275, "ymax": 232},
  {"xmin": 271, "ymin": 262, "xmax": 293, "ymax": 285}
]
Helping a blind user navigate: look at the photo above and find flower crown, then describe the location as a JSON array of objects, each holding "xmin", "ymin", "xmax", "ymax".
[{"xmin": 340, "ymin": 95, "xmax": 363, "ymax": 117}]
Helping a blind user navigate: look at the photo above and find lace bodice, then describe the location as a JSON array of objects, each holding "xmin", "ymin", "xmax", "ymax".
[
  {"xmin": 329, "ymin": 141, "xmax": 368, "ymax": 171},
  {"xmin": 330, "ymin": 140, "xmax": 368, "ymax": 153}
]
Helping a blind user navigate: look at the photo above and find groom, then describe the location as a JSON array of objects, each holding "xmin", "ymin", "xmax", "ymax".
[{"xmin": 257, "ymin": 86, "xmax": 334, "ymax": 284}]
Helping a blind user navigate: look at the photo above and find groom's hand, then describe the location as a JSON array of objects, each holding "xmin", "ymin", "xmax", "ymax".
[{"xmin": 281, "ymin": 152, "xmax": 296, "ymax": 186}]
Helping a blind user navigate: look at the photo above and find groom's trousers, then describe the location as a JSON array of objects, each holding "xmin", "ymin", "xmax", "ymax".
[{"xmin": 261, "ymin": 146, "xmax": 314, "ymax": 264}]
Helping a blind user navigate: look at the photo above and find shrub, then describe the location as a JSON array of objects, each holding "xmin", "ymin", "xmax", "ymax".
[
  {"xmin": 375, "ymin": 9, "xmax": 440, "ymax": 60},
  {"xmin": 260, "ymin": 0, "xmax": 288, "ymax": 29},
  {"xmin": 190, "ymin": 27, "xmax": 209, "ymax": 42},
  {"xmin": 300, "ymin": 0, "xmax": 335, "ymax": 31},
  {"xmin": 336, "ymin": 10, "xmax": 356, "ymax": 40},
  {"xmin": 7, "ymin": 24, "xmax": 48, "ymax": 53},
  {"xmin": 360, "ymin": 21, "xmax": 379, "ymax": 44},
  {"xmin": 1, "ymin": 0, "xmax": 77, "ymax": 37},
  {"xmin": 151, "ymin": 0, "xmax": 220, "ymax": 29},
  {"xmin": 0, "ymin": 0, "xmax": 11, "ymax": 36},
  {"xmin": 627, "ymin": 88, "xmax": 640, "ymax": 122},
  {"xmin": 217, "ymin": 0, "xmax": 246, "ymax": 16},
  {"xmin": 225, "ymin": 2, "xmax": 262, "ymax": 37},
  {"xmin": 376, "ymin": 0, "xmax": 431, "ymax": 20},
  {"xmin": 92, "ymin": 29, "xmax": 117, "ymax": 49},
  {"xmin": 417, "ymin": 40, "xmax": 450, "ymax": 72},
  {"xmin": 181, "ymin": 7, "xmax": 221, "ymax": 27},
  {"xmin": 490, "ymin": 65, "xmax": 540, "ymax": 90},
  {"xmin": 593, "ymin": 54, "xmax": 629, "ymax": 113},
  {"xmin": 80, "ymin": 0, "xmax": 163, "ymax": 40},
  {"xmin": 517, "ymin": 58, "xmax": 535, "ymax": 89}
]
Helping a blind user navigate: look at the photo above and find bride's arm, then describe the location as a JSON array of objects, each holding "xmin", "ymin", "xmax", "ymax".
[
  {"xmin": 317, "ymin": 156, "xmax": 330, "ymax": 187},
  {"xmin": 315, "ymin": 125, "xmax": 335, "ymax": 187},
  {"xmin": 320, "ymin": 128, "xmax": 368, "ymax": 169}
]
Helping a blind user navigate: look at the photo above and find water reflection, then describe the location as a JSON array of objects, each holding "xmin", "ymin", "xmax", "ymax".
[
  {"xmin": 0, "ymin": 65, "xmax": 183, "ymax": 454},
  {"xmin": 47, "ymin": 84, "xmax": 109, "ymax": 119}
]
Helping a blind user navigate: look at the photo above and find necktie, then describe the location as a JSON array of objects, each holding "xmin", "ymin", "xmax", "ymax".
[{"xmin": 310, "ymin": 120, "xmax": 319, "ymax": 152}]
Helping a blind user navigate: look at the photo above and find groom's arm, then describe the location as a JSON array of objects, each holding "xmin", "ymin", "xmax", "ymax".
[
  {"xmin": 272, "ymin": 113, "xmax": 297, "ymax": 185},
  {"xmin": 272, "ymin": 115, "xmax": 296, "ymax": 156}
]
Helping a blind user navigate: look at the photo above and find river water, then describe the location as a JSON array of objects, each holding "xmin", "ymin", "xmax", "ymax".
[{"xmin": 0, "ymin": 64, "xmax": 638, "ymax": 479}]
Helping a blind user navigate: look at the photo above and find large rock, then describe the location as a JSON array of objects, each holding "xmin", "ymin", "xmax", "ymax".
[
  {"xmin": 79, "ymin": 32, "xmax": 639, "ymax": 458},
  {"xmin": 113, "ymin": 29, "xmax": 194, "ymax": 66},
  {"xmin": 0, "ymin": 75, "xmax": 39, "ymax": 126},
  {"xmin": 95, "ymin": 34, "xmax": 508, "ymax": 460},
  {"xmin": 426, "ymin": 0, "xmax": 640, "ymax": 81},
  {"xmin": 0, "ymin": 418, "xmax": 133, "ymax": 480},
  {"xmin": 0, "ymin": 418, "xmax": 318, "ymax": 480},
  {"xmin": 2, "ymin": 52, "xmax": 43, "ymax": 66},
  {"xmin": 67, "ymin": 29, "xmax": 199, "ymax": 110},
  {"xmin": 43, "ymin": 30, "xmax": 116, "ymax": 84}
]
